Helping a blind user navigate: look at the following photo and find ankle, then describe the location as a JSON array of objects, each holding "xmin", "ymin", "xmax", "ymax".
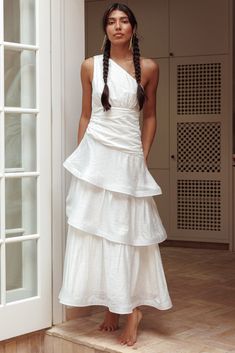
[
  {"xmin": 132, "ymin": 308, "xmax": 140, "ymax": 314},
  {"xmin": 127, "ymin": 308, "xmax": 140, "ymax": 317}
]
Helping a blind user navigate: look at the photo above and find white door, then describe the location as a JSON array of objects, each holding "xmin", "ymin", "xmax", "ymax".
[
  {"xmin": 168, "ymin": 0, "xmax": 232, "ymax": 244},
  {"xmin": 169, "ymin": 55, "xmax": 231, "ymax": 243},
  {"xmin": 0, "ymin": 0, "xmax": 52, "ymax": 340}
]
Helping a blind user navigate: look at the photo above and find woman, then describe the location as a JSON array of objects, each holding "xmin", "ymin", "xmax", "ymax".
[{"xmin": 59, "ymin": 2, "xmax": 172, "ymax": 347}]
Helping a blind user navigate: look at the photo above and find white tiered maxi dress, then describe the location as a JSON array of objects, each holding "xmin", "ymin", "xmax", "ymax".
[{"xmin": 58, "ymin": 54, "xmax": 173, "ymax": 314}]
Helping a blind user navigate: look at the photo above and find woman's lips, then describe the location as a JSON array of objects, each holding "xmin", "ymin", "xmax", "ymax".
[{"xmin": 114, "ymin": 33, "xmax": 124, "ymax": 37}]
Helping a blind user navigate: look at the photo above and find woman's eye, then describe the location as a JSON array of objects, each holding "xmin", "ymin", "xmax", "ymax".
[{"xmin": 107, "ymin": 19, "xmax": 129, "ymax": 25}]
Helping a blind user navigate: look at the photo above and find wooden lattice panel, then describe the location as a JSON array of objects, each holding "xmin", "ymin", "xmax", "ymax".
[
  {"xmin": 177, "ymin": 180, "xmax": 221, "ymax": 231},
  {"xmin": 177, "ymin": 63, "xmax": 221, "ymax": 115},
  {"xmin": 177, "ymin": 122, "xmax": 221, "ymax": 172}
]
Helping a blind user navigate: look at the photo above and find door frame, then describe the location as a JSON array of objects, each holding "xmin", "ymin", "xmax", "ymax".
[{"xmin": 51, "ymin": 0, "xmax": 85, "ymax": 324}]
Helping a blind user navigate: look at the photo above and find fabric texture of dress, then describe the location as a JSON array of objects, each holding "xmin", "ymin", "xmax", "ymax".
[{"xmin": 58, "ymin": 54, "xmax": 173, "ymax": 314}]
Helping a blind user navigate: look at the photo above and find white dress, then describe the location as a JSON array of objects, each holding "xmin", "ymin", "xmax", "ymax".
[{"xmin": 58, "ymin": 54, "xmax": 173, "ymax": 314}]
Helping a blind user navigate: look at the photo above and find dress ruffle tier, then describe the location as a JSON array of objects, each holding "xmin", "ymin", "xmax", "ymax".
[
  {"xmin": 64, "ymin": 134, "xmax": 167, "ymax": 246},
  {"xmin": 58, "ymin": 225, "xmax": 173, "ymax": 314},
  {"xmin": 64, "ymin": 122, "xmax": 162, "ymax": 198}
]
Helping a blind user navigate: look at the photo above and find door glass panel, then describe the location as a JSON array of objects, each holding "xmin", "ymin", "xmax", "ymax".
[
  {"xmin": 4, "ymin": 0, "xmax": 36, "ymax": 45},
  {"xmin": 5, "ymin": 177, "xmax": 37, "ymax": 238},
  {"xmin": 5, "ymin": 113, "xmax": 37, "ymax": 172},
  {"xmin": 4, "ymin": 48, "xmax": 36, "ymax": 108},
  {"xmin": 6, "ymin": 239, "xmax": 37, "ymax": 303}
]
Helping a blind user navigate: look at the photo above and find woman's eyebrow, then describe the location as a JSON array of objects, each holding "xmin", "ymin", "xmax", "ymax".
[{"xmin": 108, "ymin": 16, "xmax": 129, "ymax": 20}]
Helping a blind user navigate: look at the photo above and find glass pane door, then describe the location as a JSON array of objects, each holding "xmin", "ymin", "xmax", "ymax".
[{"xmin": 0, "ymin": 0, "xmax": 52, "ymax": 340}]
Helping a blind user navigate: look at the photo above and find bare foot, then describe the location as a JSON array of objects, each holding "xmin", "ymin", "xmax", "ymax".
[
  {"xmin": 98, "ymin": 309, "xmax": 120, "ymax": 332},
  {"xmin": 117, "ymin": 308, "xmax": 143, "ymax": 346}
]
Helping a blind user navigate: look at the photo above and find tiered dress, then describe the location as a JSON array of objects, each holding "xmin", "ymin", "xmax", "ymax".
[{"xmin": 58, "ymin": 54, "xmax": 173, "ymax": 314}]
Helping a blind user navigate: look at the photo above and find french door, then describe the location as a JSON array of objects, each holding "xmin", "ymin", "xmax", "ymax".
[{"xmin": 0, "ymin": 0, "xmax": 51, "ymax": 340}]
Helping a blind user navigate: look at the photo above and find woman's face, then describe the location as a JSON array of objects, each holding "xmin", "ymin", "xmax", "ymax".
[{"xmin": 106, "ymin": 9, "xmax": 133, "ymax": 46}]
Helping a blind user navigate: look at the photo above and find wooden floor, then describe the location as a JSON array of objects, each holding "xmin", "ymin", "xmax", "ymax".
[{"xmin": 45, "ymin": 246, "xmax": 235, "ymax": 353}]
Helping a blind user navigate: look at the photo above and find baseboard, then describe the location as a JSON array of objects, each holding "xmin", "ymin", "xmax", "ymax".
[{"xmin": 160, "ymin": 240, "xmax": 229, "ymax": 250}]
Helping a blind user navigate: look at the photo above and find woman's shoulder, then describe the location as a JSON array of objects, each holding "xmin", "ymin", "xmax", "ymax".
[
  {"xmin": 81, "ymin": 56, "xmax": 94, "ymax": 69},
  {"xmin": 140, "ymin": 56, "xmax": 159, "ymax": 74},
  {"xmin": 139, "ymin": 57, "xmax": 159, "ymax": 84},
  {"xmin": 81, "ymin": 54, "xmax": 103, "ymax": 70},
  {"xmin": 81, "ymin": 56, "xmax": 95, "ymax": 83},
  {"xmin": 81, "ymin": 55, "xmax": 103, "ymax": 83}
]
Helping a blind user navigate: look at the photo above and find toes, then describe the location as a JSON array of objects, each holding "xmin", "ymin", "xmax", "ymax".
[
  {"xmin": 120, "ymin": 338, "xmax": 127, "ymax": 345},
  {"xmin": 105, "ymin": 325, "xmax": 113, "ymax": 332},
  {"xmin": 100, "ymin": 322, "xmax": 119, "ymax": 332},
  {"xmin": 127, "ymin": 339, "xmax": 134, "ymax": 346},
  {"xmin": 117, "ymin": 336, "xmax": 124, "ymax": 344}
]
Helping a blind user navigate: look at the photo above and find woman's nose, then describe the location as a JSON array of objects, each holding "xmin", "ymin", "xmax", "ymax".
[{"xmin": 115, "ymin": 21, "xmax": 121, "ymax": 30}]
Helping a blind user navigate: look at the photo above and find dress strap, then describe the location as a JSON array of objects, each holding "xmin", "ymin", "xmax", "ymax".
[{"xmin": 92, "ymin": 54, "xmax": 103, "ymax": 87}]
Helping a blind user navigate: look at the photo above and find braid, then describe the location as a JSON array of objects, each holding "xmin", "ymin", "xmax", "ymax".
[
  {"xmin": 101, "ymin": 38, "xmax": 111, "ymax": 111},
  {"xmin": 132, "ymin": 34, "xmax": 145, "ymax": 110}
]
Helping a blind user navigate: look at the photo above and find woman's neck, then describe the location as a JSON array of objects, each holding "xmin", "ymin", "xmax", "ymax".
[{"xmin": 109, "ymin": 45, "xmax": 133, "ymax": 61}]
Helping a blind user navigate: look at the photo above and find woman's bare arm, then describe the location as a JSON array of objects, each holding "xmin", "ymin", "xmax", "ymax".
[
  {"xmin": 141, "ymin": 59, "xmax": 160, "ymax": 164},
  {"xmin": 77, "ymin": 57, "xmax": 93, "ymax": 145}
]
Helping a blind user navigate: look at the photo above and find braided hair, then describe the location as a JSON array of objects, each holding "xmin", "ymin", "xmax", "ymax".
[
  {"xmin": 101, "ymin": 3, "xmax": 145, "ymax": 112},
  {"xmin": 101, "ymin": 39, "xmax": 111, "ymax": 110}
]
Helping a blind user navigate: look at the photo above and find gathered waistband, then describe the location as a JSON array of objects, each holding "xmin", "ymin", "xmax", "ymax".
[
  {"xmin": 87, "ymin": 108, "xmax": 143, "ymax": 155},
  {"xmin": 91, "ymin": 106, "xmax": 139, "ymax": 117}
]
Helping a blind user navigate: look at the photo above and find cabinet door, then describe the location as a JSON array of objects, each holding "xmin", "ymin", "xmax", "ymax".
[
  {"xmin": 0, "ymin": 0, "xmax": 52, "ymax": 340},
  {"xmin": 147, "ymin": 59, "xmax": 169, "ymax": 170},
  {"xmin": 169, "ymin": 0, "xmax": 229, "ymax": 56},
  {"xmin": 147, "ymin": 59, "xmax": 170, "ymax": 233},
  {"xmin": 169, "ymin": 55, "xmax": 230, "ymax": 243}
]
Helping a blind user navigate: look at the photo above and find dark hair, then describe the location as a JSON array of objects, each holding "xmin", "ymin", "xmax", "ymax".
[{"xmin": 101, "ymin": 2, "xmax": 145, "ymax": 111}]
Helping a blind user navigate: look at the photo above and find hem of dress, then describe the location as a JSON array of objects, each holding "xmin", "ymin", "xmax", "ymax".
[
  {"xmin": 67, "ymin": 221, "xmax": 167, "ymax": 246},
  {"xmin": 58, "ymin": 297, "xmax": 173, "ymax": 314},
  {"xmin": 63, "ymin": 161, "xmax": 162, "ymax": 198}
]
